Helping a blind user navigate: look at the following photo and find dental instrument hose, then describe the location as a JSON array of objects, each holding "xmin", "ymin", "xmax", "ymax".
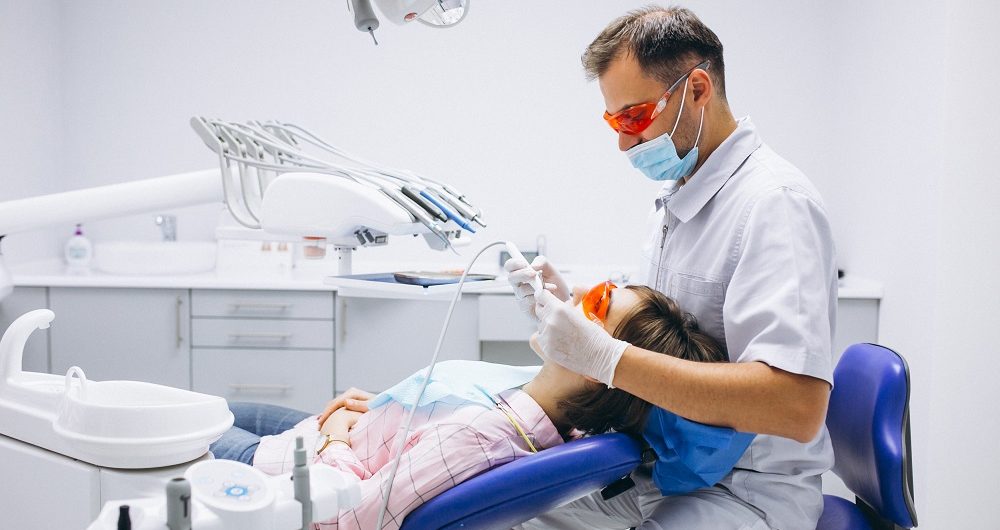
[{"xmin": 375, "ymin": 240, "xmax": 534, "ymax": 529}]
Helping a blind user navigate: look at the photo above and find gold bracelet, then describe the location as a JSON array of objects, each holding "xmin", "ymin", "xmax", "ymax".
[{"xmin": 317, "ymin": 435, "xmax": 351, "ymax": 454}]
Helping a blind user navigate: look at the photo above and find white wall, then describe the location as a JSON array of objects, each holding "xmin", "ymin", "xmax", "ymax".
[
  {"xmin": 0, "ymin": 0, "xmax": 63, "ymax": 262},
  {"xmin": 818, "ymin": 2, "xmax": 1000, "ymax": 527},
  {"xmin": 928, "ymin": 2, "xmax": 1000, "ymax": 525},
  {"xmin": 4, "ymin": 1, "xmax": 999, "ymax": 526},
  {"xmin": 819, "ymin": 1, "xmax": 946, "ymax": 525},
  {"xmin": 51, "ymin": 0, "xmax": 835, "ymax": 270}
]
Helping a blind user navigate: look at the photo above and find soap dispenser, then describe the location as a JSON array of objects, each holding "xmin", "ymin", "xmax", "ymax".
[{"xmin": 64, "ymin": 224, "xmax": 92, "ymax": 267}]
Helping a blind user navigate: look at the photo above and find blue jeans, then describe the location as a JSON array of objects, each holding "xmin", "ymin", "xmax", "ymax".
[{"xmin": 209, "ymin": 402, "xmax": 312, "ymax": 465}]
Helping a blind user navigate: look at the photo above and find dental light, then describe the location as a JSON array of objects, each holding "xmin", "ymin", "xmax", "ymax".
[{"xmin": 348, "ymin": 0, "xmax": 470, "ymax": 45}]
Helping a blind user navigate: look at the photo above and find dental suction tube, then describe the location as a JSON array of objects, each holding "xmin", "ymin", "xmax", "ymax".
[{"xmin": 375, "ymin": 240, "xmax": 539, "ymax": 528}]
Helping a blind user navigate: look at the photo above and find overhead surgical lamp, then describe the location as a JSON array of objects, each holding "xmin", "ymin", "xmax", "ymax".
[{"xmin": 348, "ymin": 0, "xmax": 470, "ymax": 45}]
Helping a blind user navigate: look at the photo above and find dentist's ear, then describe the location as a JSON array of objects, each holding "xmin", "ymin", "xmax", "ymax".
[{"xmin": 689, "ymin": 67, "xmax": 714, "ymax": 107}]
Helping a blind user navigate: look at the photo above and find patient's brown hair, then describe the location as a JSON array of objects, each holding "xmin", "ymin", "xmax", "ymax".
[{"xmin": 558, "ymin": 285, "xmax": 726, "ymax": 437}]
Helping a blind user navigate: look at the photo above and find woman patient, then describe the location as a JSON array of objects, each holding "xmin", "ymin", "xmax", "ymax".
[{"xmin": 210, "ymin": 284, "xmax": 729, "ymax": 529}]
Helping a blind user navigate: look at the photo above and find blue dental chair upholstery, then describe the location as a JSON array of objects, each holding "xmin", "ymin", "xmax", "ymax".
[
  {"xmin": 400, "ymin": 432, "xmax": 643, "ymax": 530},
  {"xmin": 400, "ymin": 343, "xmax": 917, "ymax": 529},
  {"xmin": 817, "ymin": 343, "xmax": 918, "ymax": 529}
]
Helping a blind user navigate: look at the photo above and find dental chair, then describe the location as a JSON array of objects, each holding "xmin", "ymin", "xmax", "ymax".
[
  {"xmin": 400, "ymin": 432, "xmax": 644, "ymax": 530},
  {"xmin": 402, "ymin": 343, "xmax": 918, "ymax": 530},
  {"xmin": 817, "ymin": 343, "xmax": 918, "ymax": 529}
]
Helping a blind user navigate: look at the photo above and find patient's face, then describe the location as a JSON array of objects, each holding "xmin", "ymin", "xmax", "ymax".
[{"xmin": 528, "ymin": 286, "xmax": 639, "ymax": 361}]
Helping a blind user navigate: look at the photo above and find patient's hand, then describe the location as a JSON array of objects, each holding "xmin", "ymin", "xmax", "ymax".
[
  {"xmin": 318, "ymin": 387, "xmax": 374, "ymax": 425},
  {"xmin": 320, "ymin": 408, "xmax": 364, "ymax": 440}
]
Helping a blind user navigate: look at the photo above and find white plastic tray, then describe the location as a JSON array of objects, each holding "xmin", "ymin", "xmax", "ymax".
[{"xmin": 0, "ymin": 309, "xmax": 233, "ymax": 468}]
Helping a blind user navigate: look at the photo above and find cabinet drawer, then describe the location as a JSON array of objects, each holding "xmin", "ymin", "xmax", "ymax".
[
  {"xmin": 478, "ymin": 294, "xmax": 535, "ymax": 341},
  {"xmin": 192, "ymin": 290, "xmax": 333, "ymax": 320},
  {"xmin": 336, "ymin": 296, "xmax": 479, "ymax": 393},
  {"xmin": 192, "ymin": 318, "xmax": 334, "ymax": 349},
  {"xmin": 192, "ymin": 348, "xmax": 333, "ymax": 412}
]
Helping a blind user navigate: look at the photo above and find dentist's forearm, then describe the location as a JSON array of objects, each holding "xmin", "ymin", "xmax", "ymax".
[{"xmin": 612, "ymin": 345, "xmax": 830, "ymax": 443}]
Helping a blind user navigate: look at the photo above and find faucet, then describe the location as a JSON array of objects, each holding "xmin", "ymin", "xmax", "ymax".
[{"xmin": 155, "ymin": 215, "xmax": 177, "ymax": 242}]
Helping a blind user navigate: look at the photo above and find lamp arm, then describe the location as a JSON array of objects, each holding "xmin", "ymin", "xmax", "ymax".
[
  {"xmin": 0, "ymin": 169, "xmax": 221, "ymax": 237},
  {"xmin": 0, "ymin": 169, "xmax": 222, "ymax": 301}
]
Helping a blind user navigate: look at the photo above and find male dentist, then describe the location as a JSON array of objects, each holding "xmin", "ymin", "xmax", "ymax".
[{"xmin": 507, "ymin": 6, "xmax": 837, "ymax": 529}]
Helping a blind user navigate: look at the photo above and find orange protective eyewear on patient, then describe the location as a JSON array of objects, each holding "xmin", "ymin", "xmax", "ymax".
[
  {"xmin": 581, "ymin": 281, "xmax": 617, "ymax": 322},
  {"xmin": 602, "ymin": 60, "xmax": 711, "ymax": 136}
]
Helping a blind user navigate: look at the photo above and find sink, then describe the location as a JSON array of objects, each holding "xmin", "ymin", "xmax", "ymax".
[{"xmin": 94, "ymin": 241, "xmax": 217, "ymax": 275}]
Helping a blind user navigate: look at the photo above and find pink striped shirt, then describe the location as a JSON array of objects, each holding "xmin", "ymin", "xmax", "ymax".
[{"xmin": 252, "ymin": 388, "xmax": 564, "ymax": 529}]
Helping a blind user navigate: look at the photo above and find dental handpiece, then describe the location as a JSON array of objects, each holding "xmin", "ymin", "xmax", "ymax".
[
  {"xmin": 380, "ymin": 187, "xmax": 451, "ymax": 245},
  {"xmin": 505, "ymin": 242, "xmax": 543, "ymax": 296}
]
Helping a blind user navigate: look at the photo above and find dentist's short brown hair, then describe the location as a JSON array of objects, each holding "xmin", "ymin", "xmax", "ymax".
[{"xmin": 582, "ymin": 5, "xmax": 727, "ymax": 100}]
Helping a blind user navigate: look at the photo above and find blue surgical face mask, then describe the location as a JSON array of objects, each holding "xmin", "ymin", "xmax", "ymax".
[{"xmin": 626, "ymin": 78, "xmax": 705, "ymax": 182}]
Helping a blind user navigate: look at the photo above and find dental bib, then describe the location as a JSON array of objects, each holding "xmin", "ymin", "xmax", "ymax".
[
  {"xmin": 643, "ymin": 407, "xmax": 756, "ymax": 496},
  {"xmin": 369, "ymin": 360, "xmax": 541, "ymax": 410}
]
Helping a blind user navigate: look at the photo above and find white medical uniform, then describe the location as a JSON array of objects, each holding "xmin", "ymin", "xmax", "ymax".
[{"xmin": 517, "ymin": 118, "xmax": 836, "ymax": 530}]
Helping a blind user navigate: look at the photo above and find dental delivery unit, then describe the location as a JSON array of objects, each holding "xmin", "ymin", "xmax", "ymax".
[
  {"xmin": 0, "ymin": 117, "xmax": 498, "ymax": 528},
  {"xmin": 0, "ymin": 117, "xmax": 486, "ymax": 300}
]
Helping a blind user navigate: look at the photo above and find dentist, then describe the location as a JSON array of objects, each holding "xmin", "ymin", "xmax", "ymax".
[{"xmin": 508, "ymin": 6, "xmax": 837, "ymax": 529}]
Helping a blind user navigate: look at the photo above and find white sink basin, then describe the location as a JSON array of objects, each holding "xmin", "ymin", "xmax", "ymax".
[{"xmin": 94, "ymin": 241, "xmax": 217, "ymax": 275}]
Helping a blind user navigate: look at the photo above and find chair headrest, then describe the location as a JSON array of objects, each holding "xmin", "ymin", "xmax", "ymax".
[{"xmin": 828, "ymin": 343, "xmax": 917, "ymax": 528}]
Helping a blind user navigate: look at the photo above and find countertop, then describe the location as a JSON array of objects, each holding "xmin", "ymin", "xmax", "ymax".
[{"xmin": 9, "ymin": 259, "xmax": 884, "ymax": 299}]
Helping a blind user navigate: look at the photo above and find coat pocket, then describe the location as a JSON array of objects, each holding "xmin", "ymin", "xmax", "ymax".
[{"xmin": 670, "ymin": 274, "xmax": 727, "ymax": 357}]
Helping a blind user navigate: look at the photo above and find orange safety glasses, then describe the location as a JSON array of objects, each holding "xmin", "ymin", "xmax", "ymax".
[
  {"xmin": 581, "ymin": 280, "xmax": 617, "ymax": 323},
  {"xmin": 602, "ymin": 60, "xmax": 711, "ymax": 136}
]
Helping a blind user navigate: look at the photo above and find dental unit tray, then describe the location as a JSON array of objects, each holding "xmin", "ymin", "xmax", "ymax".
[
  {"xmin": 350, "ymin": 271, "xmax": 496, "ymax": 287},
  {"xmin": 326, "ymin": 272, "xmax": 507, "ymax": 299},
  {"xmin": 0, "ymin": 309, "xmax": 234, "ymax": 469}
]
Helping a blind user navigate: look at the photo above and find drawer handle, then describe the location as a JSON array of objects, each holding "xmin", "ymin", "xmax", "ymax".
[
  {"xmin": 228, "ymin": 383, "xmax": 292, "ymax": 393},
  {"xmin": 228, "ymin": 333, "xmax": 293, "ymax": 343},
  {"xmin": 176, "ymin": 296, "xmax": 184, "ymax": 349},
  {"xmin": 228, "ymin": 303, "xmax": 292, "ymax": 313}
]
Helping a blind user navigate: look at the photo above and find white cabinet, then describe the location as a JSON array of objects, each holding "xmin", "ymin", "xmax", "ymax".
[
  {"xmin": 0, "ymin": 433, "xmax": 201, "ymax": 529},
  {"xmin": 477, "ymin": 293, "xmax": 881, "ymax": 365},
  {"xmin": 19, "ymin": 283, "xmax": 880, "ymax": 411},
  {"xmin": 832, "ymin": 298, "xmax": 879, "ymax": 365},
  {"xmin": 0, "ymin": 434, "xmax": 100, "ymax": 528},
  {"xmin": 192, "ymin": 348, "xmax": 333, "ymax": 411},
  {"xmin": 335, "ymin": 296, "xmax": 479, "ymax": 393},
  {"xmin": 49, "ymin": 287, "xmax": 190, "ymax": 389},
  {"xmin": 190, "ymin": 289, "xmax": 335, "ymax": 411},
  {"xmin": 0, "ymin": 286, "xmax": 50, "ymax": 373}
]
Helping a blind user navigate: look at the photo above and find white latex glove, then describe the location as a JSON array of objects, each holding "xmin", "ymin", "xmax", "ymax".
[
  {"xmin": 503, "ymin": 255, "xmax": 571, "ymax": 319},
  {"xmin": 534, "ymin": 289, "xmax": 628, "ymax": 388}
]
